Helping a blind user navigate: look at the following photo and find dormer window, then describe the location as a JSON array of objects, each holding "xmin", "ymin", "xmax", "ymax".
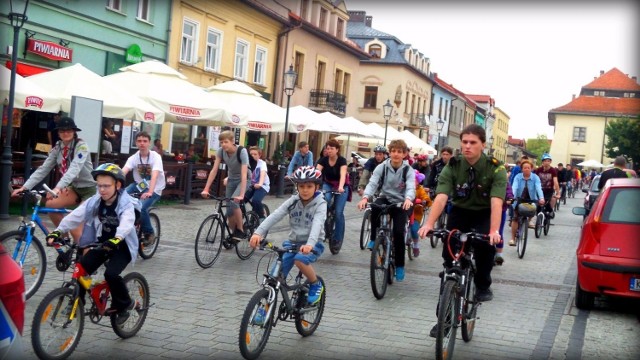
[
  {"xmin": 594, "ymin": 90, "xmax": 605, "ymax": 96},
  {"xmin": 369, "ymin": 44, "xmax": 382, "ymax": 58}
]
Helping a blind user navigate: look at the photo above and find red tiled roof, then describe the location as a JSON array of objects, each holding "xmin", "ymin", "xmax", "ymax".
[
  {"xmin": 550, "ymin": 96, "xmax": 640, "ymax": 117},
  {"xmin": 467, "ymin": 94, "xmax": 494, "ymax": 106},
  {"xmin": 583, "ymin": 68, "xmax": 640, "ymax": 91}
]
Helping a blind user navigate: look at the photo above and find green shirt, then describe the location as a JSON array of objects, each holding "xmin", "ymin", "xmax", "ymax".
[{"xmin": 436, "ymin": 153, "xmax": 507, "ymax": 211}]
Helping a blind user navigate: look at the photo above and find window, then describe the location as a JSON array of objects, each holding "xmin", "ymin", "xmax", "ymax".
[
  {"xmin": 602, "ymin": 188, "xmax": 640, "ymax": 224},
  {"xmin": 334, "ymin": 69, "xmax": 343, "ymax": 93},
  {"xmin": 364, "ymin": 86, "xmax": 378, "ymax": 108},
  {"xmin": 444, "ymin": 100, "xmax": 449, "ymax": 121},
  {"xmin": 180, "ymin": 19, "xmax": 198, "ymax": 64},
  {"xmin": 594, "ymin": 90, "xmax": 605, "ymax": 96},
  {"xmin": 369, "ymin": 44, "xmax": 382, "ymax": 58},
  {"xmin": 294, "ymin": 52, "xmax": 304, "ymax": 87},
  {"xmin": 342, "ymin": 73, "xmax": 351, "ymax": 102},
  {"xmin": 234, "ymin": 39, "xmax": 249, "ymax": 80},
  {"xmin": 253, "ymin": 47, "xmax": 266, "ymax": 85},
  {"xmin": 438, "ymin": 97, "xmax": 443, "ymax": 119},
  {"xmin": 205, "ymin": 28, "xmax": 222, "ymax": 72},
  {"xmin": 337, "ymin": 19, "xmax": 345, "ymax": 39},
  {"xmin": 572, "ymin": 126, "xmax": 586, "ymax": 142},
  {"xmin": 107, "ymin": 0, "xmax": 122, "ymax": 11},
  {"xmin": 319, "ymin": 8, "xmax": 328, "ymax": 30},
  {"xmin": 316, "ymin": 61, "xmax": 326, "ymax": 89},
  {"xmin": 137, "ymin": 0, "xmax": 150, "ymax": 21},
  {"xmin": 300, "ymin": 0, "xmax": 308, "ymax": 20}
]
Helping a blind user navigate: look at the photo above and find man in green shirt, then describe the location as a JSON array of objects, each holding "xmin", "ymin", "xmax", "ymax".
[{"xmin": 419, "ymin": 124, "xmax": 506, "ymax": 337}]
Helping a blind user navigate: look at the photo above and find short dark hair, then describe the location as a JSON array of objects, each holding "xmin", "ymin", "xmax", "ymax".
[
  {"xmin": 441, "ymin": 146, "xmax": 453, "ymax": 155},
  {"xmin": 135, "ymin": 131, "xmax": 151, "ymax": 141},
  {"xmin": 614, "ymin": 156, "xmax": 626, "ymax": 167},
  {"xmin": 325, "ymin": 139, "xmax": 340, "ymax": 150},
  {"xmin": 558, "ymin": 163, "xmax": 563, "ymax": 166},
  {"xmin": 460, "ymin": 124, "xmax": 486, "ymax": 143}
]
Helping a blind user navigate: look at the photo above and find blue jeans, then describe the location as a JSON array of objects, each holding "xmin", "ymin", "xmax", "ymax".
[
  {"xmin": 244, "ymin": 186, "xmax": 268, "ymax": 218},
  {"xmin": 125, "ymin": 183, "xmax": 160, "ymax": 235},
  {"xmin": 322, "ymin": 183, "xmax": 349, "ymax": 243},
  {"xmin": 279, "ymin": 241, "xmax": 324, "ymax": 278}
]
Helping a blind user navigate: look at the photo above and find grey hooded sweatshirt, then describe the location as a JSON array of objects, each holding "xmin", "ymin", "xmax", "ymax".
[{"xmin": 363, "ymin": 158, "xmax": 416, "ymax": 203}]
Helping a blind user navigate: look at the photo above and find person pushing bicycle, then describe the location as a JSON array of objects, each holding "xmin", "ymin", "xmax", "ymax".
[
  {"xmin": 46, "ymin": 163, "xmax": 139, "ymax": 325},
  {"xmin": 249, "ymin": 166, "xmax": 326, "ymax": 305},
  {"xmin": 357, "ymin": 139, "xmax": 415, "ymax": 282},
  {"xmin": 418, "ymin": 124, "xmax": 506, "ymax": 337}
]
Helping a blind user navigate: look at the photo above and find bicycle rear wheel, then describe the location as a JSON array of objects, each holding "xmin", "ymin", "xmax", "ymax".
[
  {"xmin": 1, "ymin": 230, "xmax": 46, "ymax": 300},
  {"xmin": 239, "ymin": 289, "xmax": 276, "ymax": 360},
  {"xmin": 326, "ymin": 213, "xmax": 342, "ymax": 255},
  {"xmin": 359, "ymin": 209, "xmax": 371, "ymax": 250},
  {"xmin": 195, "ymin": 215, "xmax": 224, "ymax": 268},
  {"xmin": 516, "ymin": 218, "xmax": 528, "ymax": 259},
  {"xmin": 31, "ymin": 286, "xmax": 84, "ymax": 360},
  {"xmin": 534, "ymin": 213, "xmax": 543, "ymax": 238},
  {"xmin": 405, "ymin": 221, "xmax": 413, "ymax": 261},
  {"xmin": 461, "ymin": 270, "xmax": 477, "ymax": 342},
  {"xmin": 370, "ymin": 235, "xmax": 389, "ymax": 299},
  {"xmin": 111, "ymin": 272, "xmax": 150, "ymax": 338},
  {"xmin": 138, "ymin": 212, "xmax": 161, "ymax": 259},
  {"xmin": 543, "ymin": 216, "xmax": 551, "ymax": 236},
  {"xmin": 236, "ymin": 212, "xmax": 258, "ymax": 260},
  {"xmin": 295, "ymin": 276, "xmax": 326, "ymax": 337},
  {"xmin": 436, "ymin": 280, "xmax": 458, "ymax": 360}
]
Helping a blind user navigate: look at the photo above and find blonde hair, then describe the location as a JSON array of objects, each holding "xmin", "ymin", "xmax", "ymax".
[
  {"xmin": 218, "ymin": 130, "xmax": 234, "ymax": 142},
  {"xmin": 249, "ymin": 146, "xmax": 262, "ymax": 156}
]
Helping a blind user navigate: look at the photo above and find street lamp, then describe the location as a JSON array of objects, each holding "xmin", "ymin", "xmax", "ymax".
[
  {"xmin": 382, "ymin": 99, "xmax": 393, "ymax": 146},
  {"xmin": 436, "ymin": 118, "xmax": 445, "ymax": 151},
  {"xmin": 276, "ymin": 64, "xmax": 297, "ymax": 198},
  {"xmin": 1, "ymin": 0, "xmax": 30, "ymax": 219}
]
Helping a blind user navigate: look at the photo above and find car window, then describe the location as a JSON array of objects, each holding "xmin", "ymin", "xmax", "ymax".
[
  {"xmin": 601, "ymin": 188, "xmax": 640, "ymax": 224},
  {"xmin": 590, "ymin": 176, "xmax": 601, "ymax": 192}
]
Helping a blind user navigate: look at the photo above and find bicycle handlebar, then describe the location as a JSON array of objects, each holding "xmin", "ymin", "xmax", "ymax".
[
  {"xmin": 259, "ymin": 240, "xmax": 319, "ymax": 255},
  {"xmin": 426, "ymin": 229, "xmax": 490, "ymax": 243},
  {"xmin": 369, "ymin": 202, "xmax": 404, "ymax": 213}
]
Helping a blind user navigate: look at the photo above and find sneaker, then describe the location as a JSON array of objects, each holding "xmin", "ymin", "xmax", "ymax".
[
  {"xmin": 253, "ymin": 307, "xmax": 266, "ymax": 325},
  {"xmin": 495, "ymin": 255, "xmax": 504, "ymax": 266},
  {"xmin": 429, "ymin": 324, "xmax": 438, "ymax": 338},
  {"xmin": 367, "ymin": 240, "xmax": 374, "ymax": 250},
  {"xmin": 508, "ymin": 239, "xmax": 516, "ymax": 246},
  {"xmin": 307, "ymin": 281, "xmax": 324, "ymax": 305},
  {"xmin": 115, "ymin": 300, "xmax": 136, "ymax": 326},
  {"xmin": 396, "ymin": 267, "xmax": 405, "ymax": 282},
  {"xmin": 412, "ymin": 247, "xmax": 420, "ymax": 257},
  {"xmin": 476, "ymin": 288, "xmax": 494, "ymax": 302},
  {"xmin": 231, "ymin": 229, "xmax": 246, "ymax": 242}
]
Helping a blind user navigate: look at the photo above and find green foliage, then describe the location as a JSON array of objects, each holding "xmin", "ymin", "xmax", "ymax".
[
  {"xmin": 525, "ymin": 134, "xmax": 551, "ymax": 162},
  {"xmin": 605, "ymin": 117, "xmax": 640, "ymax": 164}
]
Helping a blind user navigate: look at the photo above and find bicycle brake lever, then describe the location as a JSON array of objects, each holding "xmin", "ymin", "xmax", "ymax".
[{"xmin": 42, "ymin": 184, "xmax": 58, "ymax": 198}]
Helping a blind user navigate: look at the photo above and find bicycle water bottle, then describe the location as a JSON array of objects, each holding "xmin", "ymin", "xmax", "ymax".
[{"xmin": 270, "ymin": 260, "xmax": 281, "ymax": 277}]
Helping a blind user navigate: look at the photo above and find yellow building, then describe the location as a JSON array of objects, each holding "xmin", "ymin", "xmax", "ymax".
[{"xmin": 492, "ymin": 107, "xmax": 510, "ymax": 162}]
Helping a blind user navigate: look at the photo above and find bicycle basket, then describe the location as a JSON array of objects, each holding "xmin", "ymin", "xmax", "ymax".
[{"xmin": 517, "ymin": 203, "xmax": 536, "ymax": 217}]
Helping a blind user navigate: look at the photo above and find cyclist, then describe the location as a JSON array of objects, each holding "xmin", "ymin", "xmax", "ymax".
[
  {"xmin": 495, "ymin": 171, "xmax": 514, "ymax": 265},
  {"xmin": 509, "ymin": 159, "xmax": 544, "ymax": 246},
  {"xmin": 249, "ymin": 166, "xmax": 326, "ymax": 305},
  {"xmin": 122, "ymin": 131, "xmax": 165, "ymax": 245},
  {"xmin": 357, "ymin": 145, "xmax": 387, "ymax": 196},
  {"xmin": 409, "ymin": 171, "xmax": 432, "ymax": 257},
  {"xmin": 556, "ymin": 163, "xmax": 568, "ymax": 202},
  {"xmin": 316, "ymin": 139, "xmax": 350, "ymax": 249},
  {"xmin": 12, "ymin": 117, "xmax": 96, "ymax": 241},
  {"xmin": 418, "ymin": 124, "xmax": 506, "ymax": 337},
  {"xmin": 286, "ymin": 141, "xmax": 314, "ymax": 177},
  {"xmin": 201, "ymin": 130, "xmax": 250, "ymax": 241},
  {"xmin": 412, "ymin": 154, "xmax": 430, "ymax": 185},
  {"xmin": 245, "ymin": 146, "xmax": 270, "ymax": 221},
  {"xmin": 598, "ymin": 156, "xmax": 631, "ymax": 190},
  {"xmin": 534, "ymin": 153, "xmax": 560, "ymax": 218},
  {"xmin": 357, "ymin": 139, "xmax": 415, "ymax": 281},
  {"xmin": 425, "ymin": 146, "xmax": 453, "ymax": 198},
  {"xmin": 565, "ymin": 164, "xmax": 575, "ymax": 196},
  {"xmin": 45, "ymin": 163, "xmax": 138, "ymax": 325}
]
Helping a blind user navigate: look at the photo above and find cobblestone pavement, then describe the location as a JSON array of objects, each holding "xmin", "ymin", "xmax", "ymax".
[{"xmin": 2, "ymin": 195, "xmax": 638, "ymax": 359}]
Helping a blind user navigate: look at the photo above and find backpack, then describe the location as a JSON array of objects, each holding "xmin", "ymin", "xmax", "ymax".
[{"xmin": 377, "ymin": 161, "xmax": 410, "ymax": 193}]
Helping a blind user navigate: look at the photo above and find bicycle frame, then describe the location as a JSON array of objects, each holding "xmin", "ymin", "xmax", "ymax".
[
  {"xmin": 71, "ymin": 262, "xmax": 112, "ymax": 317},
  {"xmin": 212, "ymin": 196, "xmax": 250, "ymax": 236}
]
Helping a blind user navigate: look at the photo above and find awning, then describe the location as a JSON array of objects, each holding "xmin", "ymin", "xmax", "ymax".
[{"xmin": 5, "ymin": 61, "xmax": 51, "ymax": 76}]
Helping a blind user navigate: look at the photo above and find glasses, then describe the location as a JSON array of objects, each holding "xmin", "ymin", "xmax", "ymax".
[{"xmin": 96, "ymin": 184, "xmax": 114, "ymax": 190}]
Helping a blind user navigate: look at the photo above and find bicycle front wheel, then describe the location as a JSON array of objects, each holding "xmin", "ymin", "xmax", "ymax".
[
  {"xmin": 139, "ymin": 212, "xmax": 161, "ymax": 259},
  {"xmin": 111, "ymin": 272, "xmax": 150, "ymax": 338},
  {"xmin": 1, "ymin": 230, "xmax": 46, "ymax": 299},
  {"xmin": 461, "ymin": 270, "xmax": 477, "ymax": 342},
  {"xmin": 543, "ymin": 216, "xmax": 551, "ymax": 236},
  {"xmin": 239, "ymin": 289, "xmax": 276, "ymax": 360},
  {"xmin": 236, "ymin": 212, "xmax": 259, "ymax": 260},
  {"xmin": 436, "ymin": 280, "xmax": 458, "ymax": 360},
  {"xmin": 534, "ymin": 214, "xmax": 543, "ymax": 238},
  {"xmin": 295, "ymin": 276, "xmax": 326, "ymax": 337},
  {"xmin": 31, "ymin": 286, "xmax": 84, "ymax": 360},
  {"xmin": 359, "ymin": 209, "xmax": 371, "ymax": 250},
  {"xmin": 516, "ymin": 219, "xmax": 528, "ymax": 259},
  {"xmin": 195, "ymin": 215, "xmax": 224, "ymax": 268},
  {"xmin": 370, "ymin": 235, "xmax": 389, "ymax": 299},
  {"xmin": 405, "ymin": 222, "xmax": 413, "ymax": 261}
]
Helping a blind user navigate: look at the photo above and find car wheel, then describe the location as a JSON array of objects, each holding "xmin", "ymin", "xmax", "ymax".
[{"xmin": 575, "ymin": 277, "xmax": 595, "ymax": 310}]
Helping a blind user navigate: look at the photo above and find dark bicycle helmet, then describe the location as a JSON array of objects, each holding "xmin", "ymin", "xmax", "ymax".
[
  {"xmin": 291, "ymin": 166, "xmax": 322, "ymax": 184},
  {"xmin": 373, "ymin": 145, "xmax": 387, "ymax": 154},
  {"xmin": 92, "ymin": 163, "xmax": 126, "ymax": 185}
]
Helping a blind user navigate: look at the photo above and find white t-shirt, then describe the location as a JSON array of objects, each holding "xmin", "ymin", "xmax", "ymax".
[
  {"xmin": 252, "ymin": 159, "xmax": 270, "ymax": 193},
  {"xmin": 124, "ymin": 150, "xmax": 165, "ymax": 195}
]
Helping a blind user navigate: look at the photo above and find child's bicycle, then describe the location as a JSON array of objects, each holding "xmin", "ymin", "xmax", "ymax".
[
  {"xmin": 238, "ymin": 241, "xmax": 326, "ymax": 360},
  {"xmin": 31, "ymin": 242, "xmax": 150, "ymax": 360},
  {"xmin": 403, "ymin": 199, "xmax": 425, "ymax": 261},
  {"xmin": 0, "ymin": 184, "xmax": 70, "ymax": 299}
]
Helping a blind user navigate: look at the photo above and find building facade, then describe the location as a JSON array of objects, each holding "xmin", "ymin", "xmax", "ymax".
[{"xmin": 492, "ymin": 106, "xmax": 510, "ymax": 162}]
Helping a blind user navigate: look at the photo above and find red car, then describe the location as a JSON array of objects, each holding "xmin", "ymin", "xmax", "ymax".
[
  {"xmin": 0, "ymin": 244, "xmax": 25, "ymax": 358},
  {"xmin": 572, "ymin": 177, "xmax": 640, "ymax": 309}
]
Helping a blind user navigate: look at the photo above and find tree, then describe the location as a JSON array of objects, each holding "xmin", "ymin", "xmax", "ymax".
[
  {"xmin": 526, "ymin": 134, "xmax": 551, "ymax": 162},
  {"xmin": 605, "ymin": 117, "xmax": 640, "ymax": 165}
]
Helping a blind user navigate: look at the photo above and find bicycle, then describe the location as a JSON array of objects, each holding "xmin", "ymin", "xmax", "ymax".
[
  {"xmin": 129, "ymin": 192, "xmax": 161, "ymax": 260},
  {"xmin": 513, "ymin": 200, "xmax": 537, "ymax": 259},
  {"xmin": 369, "ymin": 201, "xmax": 403, "ymax": 300},
  {"xmin": 194, "ymin": 195, "xmax": 262, "ymax": 268},
  {"xmin": 0, "ymin": 184, "xmax": 70, "ymax": 299},
  {"xmin": 238, "ymin": 241, "xmax": 326, "ymax": 360},
  {"xmin": 31, "ymin": 243, "xmax": 150, "ymax": 360},
  {"xmin": 427, "ymin": 229, "xmax": 490, "ymax": 360},
  {"xmin": 534, "ymin": 202, "xmax": 552, "ymax": 238},
  {"xmin": 359, "ymin": 204, "xmax": 372, "ymax": 250},
  {"xmin": 404, "ymin": 199, "xmax": 425, "ymax": 261},
  {"xmin": 323, "ymin": 190, "xmax": 342, "ymax": 255}
]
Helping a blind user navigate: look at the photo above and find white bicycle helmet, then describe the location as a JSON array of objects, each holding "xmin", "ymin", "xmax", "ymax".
[
  {"xmin": 291, "ymin": 166, "xmax": 322, "ymax": 184},
  {"xmin": 373, "ymin": 145, "xmax": 387, "ymax": 154}
]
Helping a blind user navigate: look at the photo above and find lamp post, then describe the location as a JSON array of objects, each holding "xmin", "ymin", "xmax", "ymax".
[
  {"xmin": 436, "ymin": 118, "xmax": 445, "ymax": 151},
  {"xmin": 382, "ymin": 99, "xmax": 393, "ymax": 146},
  {"xmin": 1, "ymin": 0, "xmax": 30, "ymax": 219},
  {"xmin": 276, "ymin": 64, "xmax": 297, "ymax": 198}
]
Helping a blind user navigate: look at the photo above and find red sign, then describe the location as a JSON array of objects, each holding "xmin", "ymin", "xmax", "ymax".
[
  {"xmin": 24, "ymin": 96, "xmax": 44, "ymax": 109},
  {"xmin": 26, "ymin": 39, "xmax": 73, "ymax": 62},
  {"xmin": 248, "ymin": 121, "xmax": 272, "ymax": 131}
]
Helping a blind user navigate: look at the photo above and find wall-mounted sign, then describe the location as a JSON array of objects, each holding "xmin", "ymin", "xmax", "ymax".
[
  {"xmin": 26, "ymin": 39, "xmax": 73, "ymax": 62},
  {"xmin": 125, "ymin": 44, "xmax": 143, "ymax": 64}
]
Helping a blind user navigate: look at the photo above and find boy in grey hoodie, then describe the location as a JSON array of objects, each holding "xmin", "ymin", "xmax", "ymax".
[
  {"xmin": 358, "ymin": 139, "xmax": 416, "ymax": 281},
  {"xmin": 250, "ymin": 166, "xmax": 326, "ymax": 305}
]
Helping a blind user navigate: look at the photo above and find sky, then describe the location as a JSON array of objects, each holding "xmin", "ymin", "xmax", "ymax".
[{"xmin": 347, "ymin": 0, "xmax": 639, "ymax": 140}]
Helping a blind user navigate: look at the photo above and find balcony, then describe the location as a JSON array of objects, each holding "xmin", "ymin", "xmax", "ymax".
[
  {"xmin": 409, "ymin": 113, "xmax": 427, "ymax": 127},
  {"xmin": 308, "ymin": 89, "xmax": 346, "ymax": 116}
]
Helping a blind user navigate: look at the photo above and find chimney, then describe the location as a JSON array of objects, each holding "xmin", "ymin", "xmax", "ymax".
[
  {"xmin": 632, "ymin": 76, "xmax": 637, "ymax": 81},
  {"xmin": 572, "ymin": 94, "xmax": 576, "ymax": 100},
  {"xmin": 365, "ymin": 15, "xmax": 372, "ymax": 27},
  {"xmin": 348, "ymin": 11, "xmax": 366, "ymax": 23},
  {"xmin": 599, "ymin": 70, "xmax": 604, "ymax": 76}
]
